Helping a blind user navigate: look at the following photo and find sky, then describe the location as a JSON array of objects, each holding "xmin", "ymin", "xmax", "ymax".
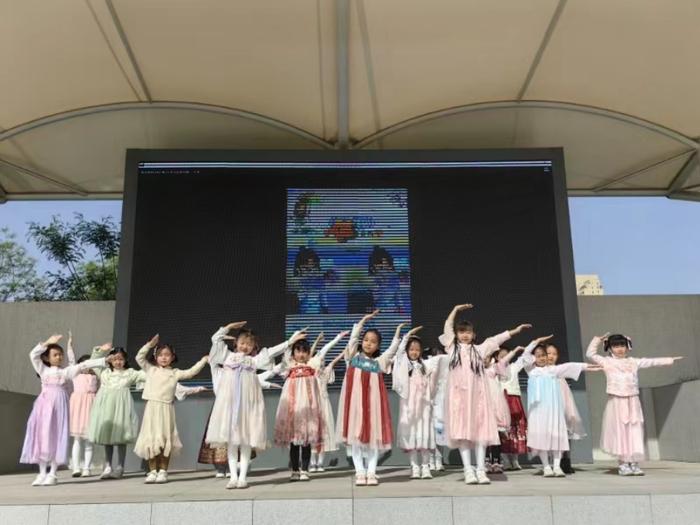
[{"xmin": 1, "ymin": 197, "xmax": 699, "ymax": 295}]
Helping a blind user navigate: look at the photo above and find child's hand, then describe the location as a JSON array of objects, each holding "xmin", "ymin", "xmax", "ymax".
[
  {"xmin": 362, "ymin": 309, "xmax": 380, "ymax": 323},
  {"xmin": 512, "ymin": 323, "xmax": 532, "ymax": 335},
  {"xmin": 596, "ymin": 332, "xmax": 611, "ymax": 341},
  {"xmin": 532, "ymin": 334, "xmax": 553, "ymax": 345},
  {"xmin": 99, "ymin": 342, "xmax": 112, "ymax": 352},
  {"xmin": 147, "ymin": 334, "xmax": 159, "ymax": 348},
  {"xmin": 672, "ymin": 356, "xmax": 684, "ymax": 361},
  {"xmin": 68, "ymin": 330, "xmax": 73, "ymax": 346},
  {"xmin": 43, "ymin": 334, "xmax": 63, "ymax": 346},
  {"xmin": 338, "ymin": 330, "xmax": 350, "ymax": 339},
  {"xmin": 222, "ymin": 336, "xmax": 237, "ymax": 341},
  {"xmin": 226, "ymin": 321, "xmax": 247, "ymax": 331},
  {"xmin": 454, "ymin": 303, "xmax": 474, "ymax": 312},
  {"xmin": 289, "ymin": 328, "xmax": 308, "ymax": 345},
  {"xmin": 394, "ymin": 322, "xmax": 408, "ymax": 339},
  {"xmin": 513, "ymin": 346, "xmax": 526, "ymax": 353},
  {"xmin": 202, "ymin": 355, "xmax": 210, "ymax": 363},
  {"xmin": 406, "ymin": 326, "xmax": 423, "ymax": 338}
]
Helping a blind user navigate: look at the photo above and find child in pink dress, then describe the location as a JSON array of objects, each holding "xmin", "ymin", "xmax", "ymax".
[
  {"xmin": 69, "ymin": 355, "xmax": 100, "ymax": 477},
  {"xmin": 336, "ymin": 310, "xmax": 403, "ymax": 487},
  {"xmin": 274, "ymin": 331, "xmax": 348, "ymax": 481},
  {"xmin": 586, "ymin": 333, "xmax": 682, "ymax": 476},
  {"xmin": 440, "ymin": 303, "xmax": 531, "ymax": 485},
  {"xmin": 392, "ymin": 326, "xmax": 435, "ymax": 480}
]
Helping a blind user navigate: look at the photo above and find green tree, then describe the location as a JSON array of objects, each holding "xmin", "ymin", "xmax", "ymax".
[
  {"xmin": 28, "ymin": 213, "xmax": 120, "ymax": 300},
  {"xmin": 0, "ymin": 227, "xmax": 47, "ymax": 301}
]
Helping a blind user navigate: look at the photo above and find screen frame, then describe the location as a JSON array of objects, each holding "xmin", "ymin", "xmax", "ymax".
[{"xmin": 115, "ymin": 148, "xmax": 582, "ymax": 366}]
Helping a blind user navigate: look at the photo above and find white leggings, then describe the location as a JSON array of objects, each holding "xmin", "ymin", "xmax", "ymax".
[
  {"xmin": 227, "ymin": 445, "xmax": 252, "ymax": 482},
  {"xmin": 351, "ymin": 445, "xmax": 379, "ymax": 475},
  {"xmin": 539, "ymin": 451, "xmax": 562, "ymax": 468},
  {"xmin": 459, "ymin": 444, "xmax": 487, "ymax": 471},
  {"xmin": 409, "ymin": 450, "xmax": 430, "ymax": 468},
  {"xmin": 71, "ymin": 437, "xmax": 94, "ymax": 471},
  {"xmin": 310, "ymin": 450, "xmax": 325, "ymax": 466}
]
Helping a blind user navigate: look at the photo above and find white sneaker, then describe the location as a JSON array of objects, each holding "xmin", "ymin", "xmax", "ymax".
[
  {"xmin": 476, "ymin": 469, "xmax": 491, "ymax": 485},
  {"xmin": 428, "ymin": 462, "xmax": 436, "ymax": 471},
  {"xmin": 511, "ymin": 458, "xmax": 522, "ymax": 470},
  {"xmin": 111, "ymin": 466, "xmax": 124, "ymax": 479},
  {"xmin": 410, "ymin": 465, "xmax": 421, "ymax": 479},
  {"xmin": 236, "ymin": 479, "xmax": 249, "ymax": 489},
  {"xmin": 501, "ymin": 455, "xmax": 512, "ymax": 471},
  {"xmin": 316, "ymin": 466, "xmax": 325, "ymax": 472},
  {"xmin": 543, "ymin": 466, "xmax": 555, "ymax": 478},
  {"xmin": 31, "ymin": 474, "xmax": 46, "ymax": 486},
  {"xmin": 355, "ymin": 472, "xmax": 367, "ymax": 486},
  {"xmin": 226, "ymin": 478, "xmax": 238, "ymax": 489},
  {"xmin": 290, "ymin": 471, "xmax": 300, "ymax": 482},
  {"xmin": 464, "ymin": 468, "xmax": 478, "ymax": 485},
  {"xmin": 215, "ymin": 471, "xmax": 226, "ymax": 479},
  {"xmin": 420, "ymin": 465, "xmax": 433, "ymax": 479},
  {"xmin": 553, "ymin": 466, "xmax": 566, "ymax": 477},
  {"xmin": 155, "ymin": 470, "xmax": 168, "ymax": 483},
  {"xmin": 72, "ymin": 469, "xmax": 82, "ymax": 478},
  {"xmin": 80, "ymin": 468, "xmax": 91, "ymax": 477},
  {"xmin": 435, "ymin": 460, "xmax": 445, "ymax": 472},
  {"xmin": 630, "ymin": 463, "xmax": 645, "ymax": 476},
  {"xmin": 299, "ymin": 471, "xmax": 310, "ymax": 481},
  {"xmin": 618, "ymin": 463, "xmax": 634, "ymax": 476},
  {"xmin": 366, "ymin": 474, "xmax": 379, "ymax": 486},
  {"xmin": 144, "ymin": 470, "xmax": 158, "ymax": 484},
  {"xmin": 41, "ymin": 474, "xmax": 57, "ymax": 486},
  {"xmin": 100, "ymin": 466, "xmax": 113, "ymax": 480},
  {"xmin": 309, "ymin": 465, "xmax": 317, "ymax": 473}
]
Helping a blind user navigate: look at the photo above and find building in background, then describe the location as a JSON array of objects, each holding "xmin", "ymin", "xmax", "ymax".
[{"xmin": 576, "ymin": 274, "xmax": 605, "ymax": 295}]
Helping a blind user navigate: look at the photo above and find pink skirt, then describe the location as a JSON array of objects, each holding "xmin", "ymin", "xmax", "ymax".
[
  {"xmin": 21, "ymin": 384, "xmax": 69, "ymax": 465},
  {"xmin": 336, "ymin": 366, "xmax": 393, "ymax": 450},
  {"xmin": 444, "ymin": 366, "xmax": 500, "ymax": 448},
  {"xmin": 274, "ymin": 369, "xmax": 325, "ymax": 446},
  {"xmin": 600, "ymin": 395, "xmax": 646, "ymax": 462},
  {"xmin": 69, "ymin": 391, "xmax": 96, "ymax": 439},
  {"xmin": 560, "ymin": 379, "xmax": 586, "ymax": 440}
]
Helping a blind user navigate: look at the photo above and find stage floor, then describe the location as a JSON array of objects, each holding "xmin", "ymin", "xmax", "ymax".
[{"xmin": 1, "ymin": 461, "xmax": 699, "ymax": 504}]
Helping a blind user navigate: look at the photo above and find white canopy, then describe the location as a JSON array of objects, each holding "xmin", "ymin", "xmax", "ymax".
[{"xmin": 1, "ymin": 0, "xmax": 699, "ymax": 201}]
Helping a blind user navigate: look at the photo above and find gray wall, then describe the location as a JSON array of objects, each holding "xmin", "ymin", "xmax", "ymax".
[{"xmin": 1, "ymin": 296, "xmax": 699, "ymax": 473}]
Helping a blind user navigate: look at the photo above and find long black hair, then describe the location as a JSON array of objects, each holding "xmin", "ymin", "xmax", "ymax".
[
  {"xmin": 107, "ymin": 347, "xmax": 130, "ymax": 370},
  {"xmin": 406, "ymin": 336, "xmax": 426, "ymax": 376},
  {"xmin": 448, "ymin": 319, "xmax": 484, "ymax": 375},
  {"xmin": 357, "ymin": 328, "xmax": 382, "ymax": 358}
]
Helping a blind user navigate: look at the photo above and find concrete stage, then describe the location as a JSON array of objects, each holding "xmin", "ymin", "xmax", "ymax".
[{"xmin": 1, "ymin": 461, "xmax": 699, "ymax": 525}]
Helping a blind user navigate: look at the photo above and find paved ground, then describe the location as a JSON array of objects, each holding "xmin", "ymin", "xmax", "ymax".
[{"xmin": 2, "ymin": 461, "xmax": 699, "ymax": 505}]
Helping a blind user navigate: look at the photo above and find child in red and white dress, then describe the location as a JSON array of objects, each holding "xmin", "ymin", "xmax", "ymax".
[
  {"xmin": 274, "ymin": 330, "xmax": 348, "ymax": 481},
  {"xmin": 498, "ymin": 346, "xmax": 529, "ymax": 470},
  {"xmin": 483, "ymin": 348, "xmax": 519, "ymax": 473},
  {"xmin": 440, "ymin": 303, "xmax": 531, "ymax": 485},
  {"xmin": 336, "ymin": 310, "xmax": 403, "ymax": 486},
  {"xmin": 309, "ymin": 331, "xmax": 350, "ymax": 472},
  {"xmin": 587, "ymin": 333, "xmax": 682, "ymax": 476},
  {"xmin": 392, "ymin": 326, "xmax": 435, "ymax": 479}
]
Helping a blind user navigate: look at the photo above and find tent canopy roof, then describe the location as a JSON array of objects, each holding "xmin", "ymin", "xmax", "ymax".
[{"xmin": 2, "ymin": 0, "xmax": 699, "ymax": 201}]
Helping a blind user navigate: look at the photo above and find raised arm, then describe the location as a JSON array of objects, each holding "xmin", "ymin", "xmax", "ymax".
[
  {"xmin": 65, "ymin": 355, "xmax": 109, "ymax": 379},
  {"xmin": 67, "ymin": 330, "xmax": 76, "ymax": 366},
  {"xmin": 586, "ymin": 335, "xmax": 607, "ymax": 366},
  {"xmin": 175, "ymin": 355, "xmax": 209, "ymax": 381},
  {"xmin": 135, "ymin": 334, "xmax": 160, "ymax": 371},
  {"xmin": 317, "ymin": 331, "xmax": 349, "ymax": 361},
  {"xmin": 439, "ymin": 303, "xmax": 473, "ymax": 347},
  {"xmin": 380, "ymin": 323, "xmax": 418, "ymax": 369},
  {"xmin": 90, "ymin": 343, "xmax": 112, "ymax": 360}
]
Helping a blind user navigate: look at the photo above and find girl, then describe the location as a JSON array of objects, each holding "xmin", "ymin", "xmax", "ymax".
[
  {"xmin": 392, "ymin": 326, "xmax": 435, "ymax": 479},
  {"xmin": 69, "ymin": 352, "xmax": 100, "ymax": 478},
  {"xmin": 134, "ymin": 335, "xmax": 209, "ymax": 484},
  {"xmin": 88, "ymin": 345, "xmax": 146, "ymax": 479},
  {"xmin": 21, "ymin": 334, "xmax": 109, "ymax": 486},
  {"xmin": 587, "ymin": 333, "xmax": 682, "ymax": 476},
  {"xmin": 309, "ymin": 331, "xmax": 350, "ymax": 472},
  {"xmin": 440, "ymin": 303, "xmax": 531, "ymax": 485},
  {"xmin": 336, "ymin": 309, "xmax": 403, "ymax": 486},
  {"xmin": 547, "ymin": 343, "xmax": 586, "ymax": 474},
  {"xmin": 498, "ymin": 346, "xmax": 529, "ymax": 471},
  {"xmin": 206, "ymin": 326, "xmax": 307, "ymax": 489},
  {"xmin": 523, "ymin": 336, "xmax": 597, "ymax": 478},
  {"xmin": 274, "ymin": 331, "xmax": 348, "ymax": 481},
  {"xmin": 198, "ymin": 321, "xmax": 247, "ymax": 478},
  {"xmin": 483, "ymin": 350, "xmax": 514, "ymax": 474},
  {"xmin": 426, "ymin": 346, "xmax": 449, "ymax": 472}
]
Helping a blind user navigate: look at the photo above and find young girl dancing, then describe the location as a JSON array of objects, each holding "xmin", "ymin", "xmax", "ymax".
[
  {"xmin": 337, "ymin": 310, "xmax": 403, "ymax": 486},
  {"xmin": 309, "ymin": 331, "xmax": 349, "ymax": 472},
  {"xmin": 426, "ymin": 347, "xmax": 449, "ymax": 471},
  {"xmin": 21, "ymin": 334, "xmax": 109, "ymax": 486},
  {"xmin": 483, "ymin": 348, "xmax": 518, "ymax": 473},
  {"xmin": 274, "ymin": 331, "xmax": 348, "ymax": 481},
  {"xmin": 88, "ymin": 345, "xmax": 147, "ymax": 479},
  {"xmin": 440, "ymin": 303, "xmax": 531, "ymax": 485},
  {"xmin": 587, "ymin": 333, "xmax": 682, "ymax": 476},
  {"xmin": 547, "ymin": 343, "xmax": 586, "ymax": 474},
  {"xmin": 134, "ymin": 335, "xmax": 209, "ymax": 484},
  {"xmin": 206, "ymin": 326, "xmax": 307, "ymax": 489},
  {"xmin": 524, "ymin": 336, "xmax": 598, "ymax": 478},
  {"xmin": 497, "ymin": 346, "xmax": 528, "ymax": 470},
  {"xmin": 392, "ymin": 326, "xmax": 436, "ymax": 479}
]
